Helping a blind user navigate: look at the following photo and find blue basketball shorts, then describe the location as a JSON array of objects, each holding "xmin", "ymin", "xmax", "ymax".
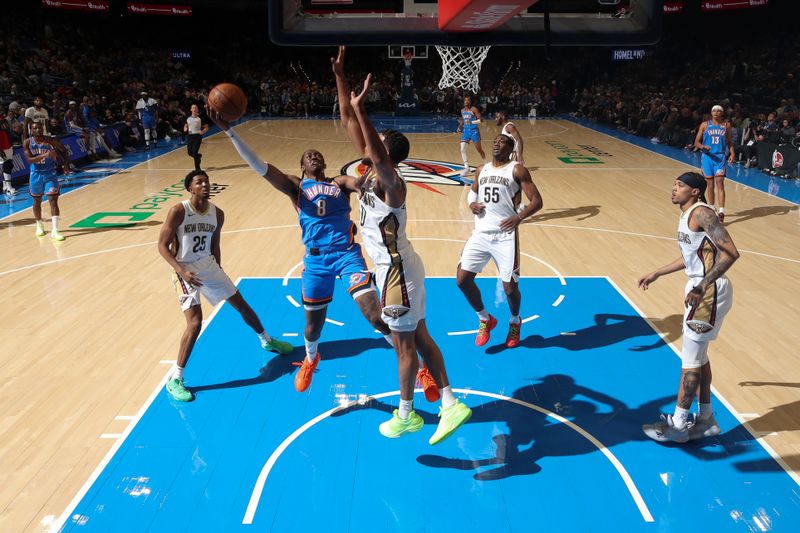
[{"xmin": 301, "ymin": 244, "xmax": 375, "ymax": 310}]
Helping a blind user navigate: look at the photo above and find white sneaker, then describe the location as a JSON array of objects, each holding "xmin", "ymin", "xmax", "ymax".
[
  {"xmin": 642, "ymin": 414, "xmax": 690, "ymax": 443},
  {"xmin": 109, "ymin": 151, "xmax": 121, "ymax": 158},
  {"xmin": 3, "ymin": 184, "xmax": 16, "ymax": 196},
  {"xmin": 689, "ymin": 414, "xmax": 720, "ymax": 440}
]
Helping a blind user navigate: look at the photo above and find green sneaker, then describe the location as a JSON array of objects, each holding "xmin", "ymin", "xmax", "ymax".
[
  {"xmin": 429, "ymin": 400, "xmax": 472, "ymax": 445},
  {"xmin": 379, "ymin": 409, "xmax": 424, "ymax": 438},
  {"xmin": 50, "ymin": 230, "xmax": 65, "ymax": 242},
  {"xmin": 262, "ymin": 337, "xmax": 293, "ymax": 355},
  {"xmin": 35, "ymin": 223, "xmax": 45, "ymax": 237},
  {"xmin": 166, "ymin": 377, "xmax": 194, "ymax": 402}
]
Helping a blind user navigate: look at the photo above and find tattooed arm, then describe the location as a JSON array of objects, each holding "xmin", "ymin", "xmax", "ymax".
[{"xmin": 685, "ymin": 206, "xmax": 740, "ymax": 308}]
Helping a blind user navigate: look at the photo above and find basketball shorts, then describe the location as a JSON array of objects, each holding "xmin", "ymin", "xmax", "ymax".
[
  {"xmin": 459, "ymin": 230, "xmax": 520, "ymax": 283},
  {"xmin": 683, "ymin": 277, "xmax": 732, "ymax": 343},
  {"xmin": 29, "ymin": 170, "xmax": 60, "ymax": 197},
  {"xmin": 701, "ymin": 153, "xmax": 726, "ymax": 177},
  {"xmin": 375, "ymin": 250, "xmax": 426, "ymax": 333},
  {"xmin": 301, "ymin": 244, "xmax": 375, "ymax": 310},
  {"xmin": 173, "ymin": 255, "xmax": 237, "ymax": 311},
  {"xmin": 142, "ymin": 117, "xmax": 156, "ymax": 130},
  {"xmin": 461, "ymin": 129, "xmax": 480, "ymax": 144}
]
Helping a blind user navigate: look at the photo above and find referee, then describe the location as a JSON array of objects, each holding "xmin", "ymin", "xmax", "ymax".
[{"xmin": 184, "ymin": 104, "xmax": 208, "ymax": 171}]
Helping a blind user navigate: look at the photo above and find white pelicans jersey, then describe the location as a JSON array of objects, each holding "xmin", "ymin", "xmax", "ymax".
[
  {"xmin": 174, "ymin": 200, "xmax": 218, "ymax": 263},
  {"xmin": 475, "ymin": 160, "xmax": 521, "ymax": 234}
]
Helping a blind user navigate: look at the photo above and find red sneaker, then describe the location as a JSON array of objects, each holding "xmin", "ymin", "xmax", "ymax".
[
  {"xmin": 475, "ymin": 315, "xmax": 498, "ymax": 347},
  {"xmin": 506, "ymin": 321, "xmax": 522, "ymax": 348},
  {"xmin": 718, "ymin": 212, "xmax": 725, "ymax": 224},
  {"xmin": 416, "ymin": 366, "xmax": 440, "ymax": 402},
  {"xmin": 293, "ymin": 353, "xmax": 320, "ymax": 392}
]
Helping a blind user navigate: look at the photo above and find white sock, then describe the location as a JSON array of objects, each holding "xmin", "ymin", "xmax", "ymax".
[
  {"xmin": 172, "ymin": 366, "xmax": 184, "ymax": 379},
  {"xmin": 672, "ymin": 406, "xmax": 691, "ymax": 429},
  {"xmin": 509, "ymin": 315, "xmax": 521, "ymax": 325},
  {"xmin": 697, "ymin": 402, "xmax": 713, "ymax": 420},
  {"xmin": 477, "ymin": 309, "xmax": 490, "ymax": 321},
  {"xmin": 398, "ymin": 399, "xmax": 413, "ymax": 420},
  {"xmin": 304, "ymin": 337, "xmax": 319, "ymax": 362},
  {"xmin": 257, "ymin": 331, "xmax": 272, "ymax": 345},
  {"xmin": 383, "ymin": 334, "xmax": 394, "ymax": 347},
  {"xmin": 36, "ymin": 220, "xmax": 44, "ymax": 228},
  {"xmin": 440, "ymin": 386, "xmax": 456, "ymax": 408},
  {"xmin": 51, "ymin": 216, "xmax": 60, "ymax": 232},
  {"xmin": 460, "ymin": 142, "xmax": 469, "ymax": 167},
  {"xmin": 718, "ymin": 207, "xmax": 724, "ymax": 214}
]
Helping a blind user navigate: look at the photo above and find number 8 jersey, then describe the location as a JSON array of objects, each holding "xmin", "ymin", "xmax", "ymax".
[
  {"xmin": 298, "ymin": 177, "xmax": 355, "ymax": 250},
  {"xmin": 475, "ymin": 160, "xmax": 520, "ymax": 233},
  {"xmin": 174, "ymin": 199, "xmax": 218, "ymax": 263}
]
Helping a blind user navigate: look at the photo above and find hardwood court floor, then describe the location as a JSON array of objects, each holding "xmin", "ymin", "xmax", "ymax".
[{"xmin": 0, "ymin": 118, "xmax": 798, "ymax": 531}]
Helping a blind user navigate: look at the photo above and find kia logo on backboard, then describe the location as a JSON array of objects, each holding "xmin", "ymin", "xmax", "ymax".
[{"xmin": 341, "ymin": 158, "xmax": 468, "ymax": 187}]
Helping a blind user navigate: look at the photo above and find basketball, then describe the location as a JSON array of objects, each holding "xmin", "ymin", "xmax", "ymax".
[{"xmin": 208, "ymin": 83, "xmax": 247, "ymax": 122}]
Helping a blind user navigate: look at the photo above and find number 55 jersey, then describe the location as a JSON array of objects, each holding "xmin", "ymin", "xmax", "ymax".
[{"xmin": 459, "ymin": 160, "xmax": 522, "ymax": 283}]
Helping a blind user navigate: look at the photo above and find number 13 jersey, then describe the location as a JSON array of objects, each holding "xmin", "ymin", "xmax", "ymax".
[
  {"xmin": 175, "ymin": 200, "xmax": 218, "ymax": 263},
  {"xmin": 475, "ymin": 160, "xmax": 520, "ymax": 233}
]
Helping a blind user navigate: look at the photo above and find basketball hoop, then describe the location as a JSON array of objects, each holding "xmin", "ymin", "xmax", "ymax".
[{"xmin": 435, "ymin": 46, "xmax": 491, "ymax": 93}]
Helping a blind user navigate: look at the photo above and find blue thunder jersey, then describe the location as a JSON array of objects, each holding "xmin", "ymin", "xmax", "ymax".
[
  {"xmin": 29, "ymin": 138, "xmax": 56, "ymax": 175},
  {"xmin": 703, "ymin": 121, "xmax": 727, "ymax": 155},
  {"xmin": 137, "ymin": 98, "xmax": 157, "ymax": 121},
  {"xmin": 461, "ymin": 108, "xmax": 478, "ymax": 131},
  {"xmin": 297, "ymin": 177, "xmax": 355, "ymax": 250}
]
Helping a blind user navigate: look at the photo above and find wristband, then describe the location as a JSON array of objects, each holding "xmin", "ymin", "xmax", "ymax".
[{"xmin": 467, "ymin": 190, "xmax": 478, "ymax": 205}]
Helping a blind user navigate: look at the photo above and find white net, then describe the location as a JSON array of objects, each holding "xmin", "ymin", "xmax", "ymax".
[{"xmin": 435, "ymin": 46, "xmax": 491, "ymax": 93}]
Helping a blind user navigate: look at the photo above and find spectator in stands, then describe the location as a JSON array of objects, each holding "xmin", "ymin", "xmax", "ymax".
[
  {"xmin": 779, "ymin": 119, "xmax": 796, "ymax": 143},
  {"xmin": 117, "ymin": 115, "xmax": 139, "ymax": 152},
  {"xmin": 82, "ymin": 97, "xmax": 120, "ymax": 159},
  {"xmin": 48, "ymin": 117, "xmax": 65, "ymax": 137},
  {"xmin": 763, "ymin": 112, "xmax": 780, "ymax": 142},
  {"xmin": 735, "ymin": 120, "xmax": 762, "ymax": 168}
]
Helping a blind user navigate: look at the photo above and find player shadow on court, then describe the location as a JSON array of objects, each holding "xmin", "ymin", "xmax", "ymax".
[
  {"xmin": 525, "ymin": 205, "xmax": 601, "ymax": 223},
  {"xmin": 485, "ymin": 313, "xmax": 682, "ymax": 355},
  {"xmin": 722, "ymin": 205, "xmax": 798, "ymax": 227},
  {"xmin": 3, "ymin": 217, "xmax": 42, "ymax": 227},
  {"xmin": 189, "ymin": 337, "xmax": 391, "ymax": 394},
  {"xmin": 330, "ymin": 397, "xmax": 442, "ymax": 425},
  {"xmin": 412, "ymin": 375, "xmax": 675, "ymax": 481},
  {"xmin": 723, "ymin": 382, "xmax": 800, "ymax": 457}
]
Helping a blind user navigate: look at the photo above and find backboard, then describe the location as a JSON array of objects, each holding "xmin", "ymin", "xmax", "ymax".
[{"xmin": 268, "ymin": 0, "xmax": 663, "ymax": 47}]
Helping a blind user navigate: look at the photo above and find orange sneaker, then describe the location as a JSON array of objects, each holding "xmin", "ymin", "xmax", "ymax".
[
  {"xmin": 506, "ymin": 321, "xmax": 522, "ymax": 348},
  {"xmin": 475, "ymin": 315, "xmax": 497, "ymax": 347},
  {"xmin": 293, "ymin": 353, "xmax": 320, "ymax": 392},
  {"xmin": 416, "ymin": 366, "xmax": 440, "ymax": 402}
]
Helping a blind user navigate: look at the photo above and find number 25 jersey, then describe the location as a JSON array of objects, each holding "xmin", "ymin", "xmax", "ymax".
[{"xmin": 174, "ymin": 200, "xmax": 218, "ymax": 263}]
